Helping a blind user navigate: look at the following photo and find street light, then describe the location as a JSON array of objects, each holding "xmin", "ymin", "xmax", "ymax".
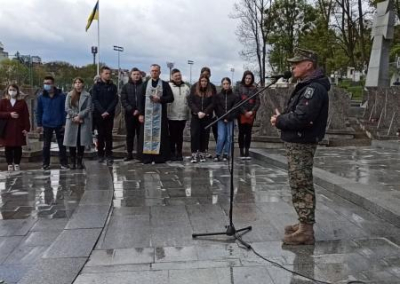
[
  {"xmin": 113, "ymin": 45, "xmax": 124, "ymax": 94},
  {"xmin": 230, "ymin": 68, "xmax": 235, "ymax": 84},
  {"xmin": 188, "ymin": 60, "xmax": 194, "ymax": 84},
  {"xmin": 166, "ymin": 62, "xmax": 174, "ymax": 80},
  {"xmin": 91, "ymin": 46, "xmax": 98, "ymax": 66}
]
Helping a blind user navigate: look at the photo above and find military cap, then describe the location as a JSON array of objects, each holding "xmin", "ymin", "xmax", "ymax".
[{"xmin": 287, "ymin": 48, "xmax": 318, "ymax": 64}]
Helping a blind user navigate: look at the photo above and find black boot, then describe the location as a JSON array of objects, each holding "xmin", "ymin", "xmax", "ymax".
[
  {"xmin": 245, "ymin": 148, "xmax": 251, "ymax": 160},
  {"xmin": 77, "ymin": 156, "xmax": 84, "ymax": 169},
  {"xmin": 170, "ymin": 152, "xmax": 177, "ymax": 161},
  {"xmin": 124, "ymin": 153, "xmax": 133, "ymax": 161},
  {"xmin": 176, "ymin": 152, "xmax": 183, "ymax": 161},
  {"xmin": 240, "ymin": 148, "xmax": 245, "ymax": 159},
  {"xmin": 70, "ymin": 157, "xmax": 76, "ymax": 170}
]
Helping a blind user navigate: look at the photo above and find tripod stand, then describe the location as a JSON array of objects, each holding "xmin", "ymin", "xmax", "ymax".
[{"xmin": 191, "ymin": 76, "xmax": 288, "ymax": 248}]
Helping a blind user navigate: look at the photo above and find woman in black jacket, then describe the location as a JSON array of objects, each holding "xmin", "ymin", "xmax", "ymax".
[
  {"xmin": 188, "ymin": 74, "xmax": 214, "ymax": 163},
  {"xmin": 236, "ymin": 71, "xmax": 260, "ymax": 159},
  {"xmin": 213, "ymin": 77, "xmax": 239, "ymax": 162}
]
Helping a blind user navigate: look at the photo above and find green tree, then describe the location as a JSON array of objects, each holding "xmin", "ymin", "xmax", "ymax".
[{"xmin": 0, "ymin": 59, "xmax": 29, "ymax": 85}]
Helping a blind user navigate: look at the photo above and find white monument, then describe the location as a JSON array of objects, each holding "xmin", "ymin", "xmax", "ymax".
[{"xmin": 365, "ymin": 0, "xmax": 396, "ymax": 87}]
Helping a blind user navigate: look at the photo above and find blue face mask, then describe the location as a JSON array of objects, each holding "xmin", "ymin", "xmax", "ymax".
[{"xmin": 43, "ymin": 84, "xmax": 52, "ymax": 91}]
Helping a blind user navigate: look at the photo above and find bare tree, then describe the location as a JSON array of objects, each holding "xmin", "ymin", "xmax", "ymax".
[{"xmin": 231, "ymin": 0, "xmax": 274, "ymax": 86}]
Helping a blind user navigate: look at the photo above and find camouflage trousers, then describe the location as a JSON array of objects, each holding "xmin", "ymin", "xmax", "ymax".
[{"xmin": 284, "ymin": 142, "xmax": 317, "ymax": 224}]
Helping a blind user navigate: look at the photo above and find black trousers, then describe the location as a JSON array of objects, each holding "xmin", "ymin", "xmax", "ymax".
[
  {"xmin": 69, "ymin": 125, "xmax": 85, "ymax": 158},
  {"xmin": 205, "ymin": 116, "xmax": 218, "ymax": 149},
  {"xmin": 238, "ymin": 122, "xmax": 253, "ymax": 149},
  {"xmin": 125, "ymin": 115, "xmax": 141, "ymax": 154},
  {"xmin": 95, "ymin": 115, "xmax": 114, "ymax": 157},
  {"xmin": 168, "ymin": 120, "xmax": 186, "ymax": 155},
  {"xmin": 5, "ymin": 146, "xmax": 22, "ymax": 165},
  {"xmin": 43, "ymin": 126, "xmax": 68, "ymax": 166},
  {"xmin": 190, "ymin": 116, "xmax": 211, "ymax": 153}
]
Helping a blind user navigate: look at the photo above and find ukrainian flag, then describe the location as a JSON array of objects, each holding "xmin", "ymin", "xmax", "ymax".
[{"xmin": 86, "ymin": 0, "xmax": 99, "ymax": 32}]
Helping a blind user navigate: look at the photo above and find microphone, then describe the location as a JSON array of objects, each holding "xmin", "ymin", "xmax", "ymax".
[{"xmin": 266, "ymin": 71, "xmax": 292, "ymax": 80}]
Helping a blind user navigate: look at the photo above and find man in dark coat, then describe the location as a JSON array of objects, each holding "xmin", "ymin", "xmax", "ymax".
[
  {"xmin": 271, "ymin": 48, "xmax": 330, "ymax": 245},
  {"xmin": 91, "ymin": 66, "xmax": 118, "ymax": 165},
  {"xmin": 121, "ymin": 67, "xmax": 144, "ymax": 161},
  {"xmin": 138, "ymin": 64, "xmax": 174, "ymax": 164}
]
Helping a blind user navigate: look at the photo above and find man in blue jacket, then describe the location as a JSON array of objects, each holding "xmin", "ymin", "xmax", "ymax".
[
  {"xmin": 91, "ymin": 66, "xmax": 118, "ymax": 165},
  {"xmin": 36, "ymin": 76, "xmax": 68, "ymax": 170}
]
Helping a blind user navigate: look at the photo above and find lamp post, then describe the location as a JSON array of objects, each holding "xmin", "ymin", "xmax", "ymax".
[
  {"xmin": 113, "ymin": 45, "xmax": 124, "ymax": 94},
  {"xmin": 91, "ymin": 46, "xmax": 98, "ymax": 66},
  {"xmin": 188, "ymin": 60, "xmax": 194, "ymax": 84},
  {"xmin": 230, "ymin": 68, "xmax": 235, "ymax": 84},
  {"xmin": 166, "ymin": 62, "xmax": 174, "ymax": 80}
]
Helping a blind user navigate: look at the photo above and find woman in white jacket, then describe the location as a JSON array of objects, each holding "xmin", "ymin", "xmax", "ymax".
[{"xmin": 167, "ymin": 69, "xmax": 190, "ymax": 161}]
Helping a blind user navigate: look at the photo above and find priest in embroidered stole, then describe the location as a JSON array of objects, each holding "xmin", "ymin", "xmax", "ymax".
[{"xmin": 138, "ymin": 64, "xmax": 174, "ymax": 163}]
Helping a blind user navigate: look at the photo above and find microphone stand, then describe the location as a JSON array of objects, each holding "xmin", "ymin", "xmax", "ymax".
[{"xmin": 192, "ymin": 78, "xmax": 281, "ymax": 249}]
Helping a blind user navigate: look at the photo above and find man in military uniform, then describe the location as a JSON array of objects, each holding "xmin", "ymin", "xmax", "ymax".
[{"xmin": 270, "ymin": 48, "xmax": 330, "ymax": 245}]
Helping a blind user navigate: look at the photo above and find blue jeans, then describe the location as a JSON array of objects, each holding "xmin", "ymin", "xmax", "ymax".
[{"xmin": 216, "ymin": 120, "xmax": 233, "ymax": 156}]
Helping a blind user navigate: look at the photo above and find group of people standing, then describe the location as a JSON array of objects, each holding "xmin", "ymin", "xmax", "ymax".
[
  {"xmin": 120, "ymin": 65, "xmax": 260, "ymax": 164},
  {"xmin": 0, "ymin": 64, "xmax": 260, "ymax": 171}
]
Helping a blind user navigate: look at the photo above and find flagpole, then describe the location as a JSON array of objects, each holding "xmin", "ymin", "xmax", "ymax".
[{"xmin": 97, "ymin": 0, "xmax": 100, "ymax": 76}]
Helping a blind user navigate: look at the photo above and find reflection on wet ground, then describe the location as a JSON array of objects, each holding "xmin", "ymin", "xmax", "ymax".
[
  {"xmin": 76, "ymin": 158, "xmax": 400, "ymax": 284},
  {"xmin": 314, "ymin": 147, "xmax": 400, "ymax": 191},
  {"xmin": 0, "ymin": 169, "xmax": 86, "ymax": 220}
]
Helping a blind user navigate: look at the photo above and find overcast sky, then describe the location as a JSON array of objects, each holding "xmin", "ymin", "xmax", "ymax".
[{"xmin": 0, "ymin": 0, "xmax": 247, "ymax": 84}]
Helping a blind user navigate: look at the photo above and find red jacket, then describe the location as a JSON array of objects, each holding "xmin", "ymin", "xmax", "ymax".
[{"xmin": 0, "ymin": 98, "xmax": 30, "ymax": 147}]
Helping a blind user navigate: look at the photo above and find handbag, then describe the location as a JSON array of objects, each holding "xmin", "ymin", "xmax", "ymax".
[{"xmin": 0, "ymin": 118, "xmax": 7, "ymax": 138}]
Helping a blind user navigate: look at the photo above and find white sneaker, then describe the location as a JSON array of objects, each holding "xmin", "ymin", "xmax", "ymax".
[
  {"xmin": 199, "ymin": 153, "xmax": 206, "ymax": 162},
  {"xmin": 190, "ymin": 153, "xmax": 198, "ymax": 163},
  {"xmin": 7, "ymin": 165, "xmax": 14, "ymax": 172},
  {"xmin": 14, "ymin": 164, "xmax": 20, "ymax": 171}
]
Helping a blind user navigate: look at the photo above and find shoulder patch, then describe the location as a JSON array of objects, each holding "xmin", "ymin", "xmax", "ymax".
[{"xmin": 303, "ymin": 87, "xmax": 314, "ymax": 99}]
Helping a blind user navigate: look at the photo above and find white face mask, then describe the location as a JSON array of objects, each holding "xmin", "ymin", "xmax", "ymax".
[{"xmin": 8, "ymin": 90, "xmax": 17, "ymax": 98}]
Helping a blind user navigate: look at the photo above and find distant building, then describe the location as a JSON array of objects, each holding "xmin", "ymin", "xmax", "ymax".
[{"xmin": 0, "ymin": 42, "xmax": 9, "ymax": 62}]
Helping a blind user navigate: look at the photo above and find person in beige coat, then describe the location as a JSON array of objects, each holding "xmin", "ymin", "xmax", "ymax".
[{"xmin": 63, "ymin": 78, "xmax": 92, "ymax": 169}]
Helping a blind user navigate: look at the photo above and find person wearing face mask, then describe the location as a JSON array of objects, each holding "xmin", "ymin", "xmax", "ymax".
[
  {"xmin": 36, "ymin": 76, "xmax": 68, "ymax": 170},
  {"xmin": 167, "ymin": 69, "xmax": 190, "ymax": 161},
  {"xmin": 236, "ymin": 71, "xmax": 260, "ymax": 160},
  {"xmin": 188, "ymin": 74, "xmax": 215, "ymax": 163},
  {"xmin": 0, "ymin": 84, "xmax": 30, "ymax": 172},
  {"xmin": 63, "ymin": 78, "xmax": 92, "ymax": 170},
  {"xmin": 213, "ymin": 77, "xmax": 240, "ymax": 162}
]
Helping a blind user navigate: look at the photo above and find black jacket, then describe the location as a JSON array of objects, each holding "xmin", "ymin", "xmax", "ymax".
[
  {"xmin": 91, "ymin": 80, "xmax": 118, "ymax": 116},
  {"xmin": 121, "ymin": 79, "xmax": 144, "ymax": 115},
  {"xmin": 276, "ymin": 69, "xmax": 330, "ymax": 143},
  {"xmin": 235, "ymin": 84, "xmax": 260, "ymax": 114},
  {"xmin": 213, "ymin": 89, "xmax": 240, "ymax": 121},
  {"xmin": 188, "ymin": 91, "xmax": 214, "ymax": 116}
]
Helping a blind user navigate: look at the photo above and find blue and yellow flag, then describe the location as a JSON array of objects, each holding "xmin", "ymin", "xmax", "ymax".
[{"xmin": 86, "ymin": 0, "xmax": 99, "ymax": 32}]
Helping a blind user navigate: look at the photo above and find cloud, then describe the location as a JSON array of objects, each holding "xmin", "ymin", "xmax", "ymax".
[{"xmin": 0, "ymin": 0, "xmax": 248, "ymax": 83}]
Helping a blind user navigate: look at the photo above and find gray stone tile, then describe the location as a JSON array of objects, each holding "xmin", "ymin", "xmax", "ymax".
[
  {"xmin": 18, "ymin": 257, "xmax": 86, "ymax": 284},
  {"xmin": 155, "ymin": 246, "xmax": 198, "ymax": 263},
  {"xmin": 0, "ymin": 264, "xmax": 31, "ymax": 284},
  {"xmin": 151, "ymin": 259, "xmax": 240, "ymax": 271},
  {"xmin": 81, "ymin": 263, "xmax": 151, "ymax": 274},
  {"xmin": 74, "ymin": 270, "xmax": 169, "ymax": 284},
  {"xmin": 86, "ymin": 248, "xmax": 154, "ymax": 267},
  {"xmin": 30, "ymin": 218, "xmax": 68, "ymax": 232},
  {"xmin": 169, "ymin": 268, "xmax": 230, "ymax": 284},
  {"xmin": 20, "ymin": 231, "xmax": 61, "ymax": 247},
  {"xmin": 0, "ymin": 219, "xmax": 36, "ymax": 237},
  {"xmin": 79, "ymin": 191, "xmax": 113, "ymax": 206},
  {"xmin": 4, "ymin": 246, "xmax": 48, "ymax": 264},
  {"xmin": 43, "ymin": 228, "xmax": 101, "ymax": 258},
  {"xmin": 0, "ymin": 236, "xmax": 23, "ymax": 264},
  {"xmin": 65, "ymin": 205, "xmax": 110, "ymax": 229}
]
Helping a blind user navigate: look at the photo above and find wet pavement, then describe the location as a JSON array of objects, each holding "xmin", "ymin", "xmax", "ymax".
[
  {"xmin": 73, "ymin": 157, "xmax": 400, "ymax": 284},
  {"xmin": 0, "ymin": 168, "xmax": 86, "ymax": 284}
]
